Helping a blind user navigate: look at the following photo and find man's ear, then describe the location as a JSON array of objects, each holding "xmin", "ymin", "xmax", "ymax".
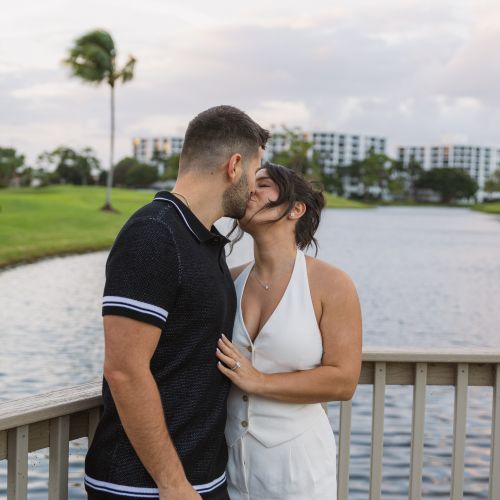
[{"xmin": 226, "ymin": 153, "xmax": 242, "ymax": 182}]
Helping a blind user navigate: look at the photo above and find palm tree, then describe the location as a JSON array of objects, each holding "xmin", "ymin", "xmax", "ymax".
[{"xmin": 64, "ymin": 29, "xmax": 136, "ymax": 211}]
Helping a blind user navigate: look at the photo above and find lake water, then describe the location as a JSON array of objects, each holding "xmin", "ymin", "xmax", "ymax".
[{"xmin": 1, "ymin": 206, "xmax": 500, "ymax": 498}]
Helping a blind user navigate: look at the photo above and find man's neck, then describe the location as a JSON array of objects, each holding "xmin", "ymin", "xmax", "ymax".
[{"xmin": 170, "ymin": 181, "xmax": 223, "ymax": 230}]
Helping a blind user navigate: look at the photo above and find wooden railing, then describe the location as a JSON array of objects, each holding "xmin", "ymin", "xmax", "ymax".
[
  {"xmin": 0, "ymin": 383, "xmax": 101, "ymax": 499},
  {"xmin": 1, "ymin": 348, "xmax": 500, "ymax": 499}
]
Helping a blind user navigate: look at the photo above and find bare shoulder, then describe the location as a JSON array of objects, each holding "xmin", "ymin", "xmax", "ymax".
[
  {"xmin": 230, "ymin": 262, "xmax": 252, "ymax": 281},
  {"xmin": 305, "ymin": 255, "xmax": 357, "ymax": 298}
]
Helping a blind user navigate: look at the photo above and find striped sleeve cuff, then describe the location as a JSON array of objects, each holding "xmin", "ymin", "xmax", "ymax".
[{"xmin": 102, "ymin": 296, "xmax": 168, "ymax": 329}]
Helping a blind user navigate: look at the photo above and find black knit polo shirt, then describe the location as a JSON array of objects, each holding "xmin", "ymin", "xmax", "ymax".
[{"xmin": 85, "ymin": 191, "xmax": 237, "ymax": 499}]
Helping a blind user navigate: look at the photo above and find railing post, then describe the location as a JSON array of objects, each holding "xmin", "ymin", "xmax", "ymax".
[
  {"xmin": 451, "ymin": 363, "xmax": 468, "ymax": 499},
  {"xmin": 370, "ymin": 362, "xmax": 386, "ymax": 500},
  {"xmin": 338, "ymin": 399, "xmax": 353, "ymax": 500},
  {"xmin": 7, "ymin": 425, "xmax": 29, "ymax": 500},
  {"xmin": 409, "ymin": 362, "xmax": 427, "ymax": 500},
  {"xmin": 48, "ymin": 415, "xmax": 70, "ymax": 499},
  {"xmin": 490, "ymin": 363, "xmax": 500, "ymax": 499}
]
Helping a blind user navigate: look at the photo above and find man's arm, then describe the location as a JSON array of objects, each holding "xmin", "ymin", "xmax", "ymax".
[{"xmin": 103, "ymin": 315, "xmax": 201, "ymax": 500}]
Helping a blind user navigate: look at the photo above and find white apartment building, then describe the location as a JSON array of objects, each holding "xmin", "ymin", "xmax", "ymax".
[
  {"xmin": 133, "ymin": 131, "xmax": 386, "ymax": 178},
  {"xmin": 264, "ymin": 130, "xmax": 387, "ymax": 174},
  {"xmin": 263, "ymin": 130, "xmax": 309, "ymax": 161},
  {"xmin": 311, "ymin": 132, "xmax": 386, "ymax": 174},
  {"xmin": 133, "ymin": 137, "xmax": 184, "ymax": 165},
  {"xmin": 397, "ymin": 145, "xmax": 500, "ymax": 192}
]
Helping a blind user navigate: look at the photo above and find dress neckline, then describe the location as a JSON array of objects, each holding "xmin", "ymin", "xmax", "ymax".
[{"xmin": 238, "ymin": 250, "xmax": 300, "ymax": 345}]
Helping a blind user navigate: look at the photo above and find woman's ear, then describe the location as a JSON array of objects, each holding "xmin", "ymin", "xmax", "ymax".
[{"xmin": 289, "ymin": 201, "xmax": 306, "ymax": 220}]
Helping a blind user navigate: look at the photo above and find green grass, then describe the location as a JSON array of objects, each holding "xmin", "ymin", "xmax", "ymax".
[
  {"xmin": 472, "ymin": 202, "xmax": 500, "ymax": 214},
  {"xmin": 0, "ymin": 186, "xmax": 371, "ymax": 269},
  {"xmin": 374, "ymin": 200, "xmax": 467, "ymax": 208},
  {"xmin": 0, "ymin": 186, "xmax": 153, "ymax": 268},
  {"xmin": 324, "ymin": 194, "xmax": 371, "ymax": 209}
]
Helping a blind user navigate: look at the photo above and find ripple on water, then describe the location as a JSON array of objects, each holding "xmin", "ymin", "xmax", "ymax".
[{"xmin": 1, "ymin": 209, "xmax": 500, "ymax": 498}]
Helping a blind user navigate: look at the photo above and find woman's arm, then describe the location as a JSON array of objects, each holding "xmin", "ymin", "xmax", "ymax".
[{"xmin": 217, "ymin": 265, "xmax": 362, "ymax": 404}]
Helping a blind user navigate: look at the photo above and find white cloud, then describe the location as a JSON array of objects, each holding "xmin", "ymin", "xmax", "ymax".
[
  {"xmin": 248, "ymin": 101, "xmax": 311, "ymax": 129},
  {"xmin": 1, "ymin": 0, "xmax": 500, "ymax": 165},
  {"xmin": 10, "ymin": 81, "xmax": 81, "ymax": 99}
]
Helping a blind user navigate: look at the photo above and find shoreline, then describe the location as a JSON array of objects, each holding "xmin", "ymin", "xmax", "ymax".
[
  {"xmin": 0, "ymin": 245, "xmax": 111, "ymax": 272},
  {"xmin": 3, "ymin": 202, "xmax": 497, "ymax": 271},
  {"xmin": 471, "ymin": 202, "xmax": 500, "ymax": 214},
  {"xmin": 1, "ymin": 185, "xmax": 498, "ymax": 271}
]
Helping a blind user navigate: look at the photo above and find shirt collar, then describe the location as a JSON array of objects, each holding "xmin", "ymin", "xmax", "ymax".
[{"xmin": 153, "ymin": 191, "xmax": 230, "ymax": 246}]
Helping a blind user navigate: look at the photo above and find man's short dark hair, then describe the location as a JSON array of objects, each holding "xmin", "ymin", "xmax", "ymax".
[{"xmin": 179, "ymin": 105, "xmax": 269, "ymax": 172}]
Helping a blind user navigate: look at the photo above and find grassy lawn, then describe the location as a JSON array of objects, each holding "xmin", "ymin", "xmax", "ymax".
[
  {"xmin": 0, "ymin": 186, "xmax": 371, "ymax": 268},
  {"xmin": 0, "ymin": 186, "xmax": 154, "ymax": 268},
  {"xmin": 471, "ymin": 202, "xmax": 500, "ymax": 214},
  {"xmin": 324, "ymin": 193, "xmax": 371, "ymax": 208}
]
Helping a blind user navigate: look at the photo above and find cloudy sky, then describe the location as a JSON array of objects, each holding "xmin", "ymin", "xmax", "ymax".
[{"xmin": 1, "ymin": 0, "xmax": 499, "ymax": 166}]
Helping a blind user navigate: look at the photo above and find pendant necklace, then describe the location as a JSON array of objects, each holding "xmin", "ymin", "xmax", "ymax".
[
  {"xmin": 252, "ymin": 270, "xmax": 271, "ymax": 291},
  {"xmin": 251, "ymin": 260, "xmax": 295, "ymax": 292}
]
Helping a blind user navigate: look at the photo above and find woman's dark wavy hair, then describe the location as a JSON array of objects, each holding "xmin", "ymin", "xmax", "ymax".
[{"xmin": 227, "ymin": 162, "xmax": 326, "ymax": 256}]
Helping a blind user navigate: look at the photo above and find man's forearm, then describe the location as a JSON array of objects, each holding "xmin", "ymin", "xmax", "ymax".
[{"xmin": 106, "ymin": 369, "xmax": 187, "ymax": 490}]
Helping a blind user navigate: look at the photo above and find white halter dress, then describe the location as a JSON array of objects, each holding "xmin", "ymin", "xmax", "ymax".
[{"xmin": 225, "ymin": 250, "xmax": 337, "ymax": 500}]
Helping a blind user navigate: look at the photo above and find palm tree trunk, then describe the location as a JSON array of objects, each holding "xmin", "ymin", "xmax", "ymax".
[{"xmin": 103, "ymin": 84, "xmax": 115, "ymax": 210}]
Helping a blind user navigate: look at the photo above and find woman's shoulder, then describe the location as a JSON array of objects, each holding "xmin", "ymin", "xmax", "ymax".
[
  {"xmin": 304, "ymin": 255, "xmax": 357, "ymax": 296},
  {"xmin": 230, "ymin": 262, "xmax": 252, "ymax": 281}
]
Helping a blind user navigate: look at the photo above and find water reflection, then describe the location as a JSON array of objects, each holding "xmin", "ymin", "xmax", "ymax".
[
  {"xmin": 1, "ymin": 252, "xmax": 107, "ymax": 402},
  {"xmin": 1, "ymin": 207, "xmax": 499, "ymax": 498}
]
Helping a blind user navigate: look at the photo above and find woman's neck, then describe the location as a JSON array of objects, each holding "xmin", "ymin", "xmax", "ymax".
[{"xmin": 252, "ymin": 233, "xmax": 297, "ymax": 277}]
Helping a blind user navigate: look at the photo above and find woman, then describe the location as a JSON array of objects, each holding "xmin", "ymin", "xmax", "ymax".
[{"xmin": 216, "ymin": 162, "xmax": 362, "ymax": 499}]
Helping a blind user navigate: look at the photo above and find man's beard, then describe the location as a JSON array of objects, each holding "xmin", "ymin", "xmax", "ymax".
[{"xmin": 222, "ymin": 172, "xmax": 250, "ymax": 219}]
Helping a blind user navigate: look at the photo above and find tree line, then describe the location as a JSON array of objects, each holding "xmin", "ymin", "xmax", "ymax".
[
  {"xmin": 271, "ymin": 129, "xmax": 500, "ymax": 204},
  {"xmin": 0, "ymin": 146, "xmax": 180, "ymax": 189},
  {"xmin": 3, "ymin": 134, "xmax": 500, "ymax": 205}
]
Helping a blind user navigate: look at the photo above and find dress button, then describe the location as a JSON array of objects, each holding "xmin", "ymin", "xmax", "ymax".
[
  {"xmin": 242, "ymin": 395, "xmax": 248, "ymax": 402},
  {"xmin": 246, "ymin": 346, "xmax": 252, "ymax": 352},
  {"xmin": 241, "ymin": 420, "xmax": 248, "ymax": 428}
]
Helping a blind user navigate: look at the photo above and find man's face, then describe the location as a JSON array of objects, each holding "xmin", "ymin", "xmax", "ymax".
[
  {"xmin": 222, "ymin": 147, "xmax": 263, "ymax": 219},
  {"xmin": 237, "ymin": 168, "xmax": 282, "ymax": 232}
]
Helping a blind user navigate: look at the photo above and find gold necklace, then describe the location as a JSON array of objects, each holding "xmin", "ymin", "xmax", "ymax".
[
  {"xmin": 252, "ymin": 268, "xmax": 271, "ymax": 291},
  {"xmin": 171, "ymin": 192, "xmax": 190, "ymax": 209},
  {"xmin": 251, "ymin": 260, "xmax": 295, "ymax": 292}
]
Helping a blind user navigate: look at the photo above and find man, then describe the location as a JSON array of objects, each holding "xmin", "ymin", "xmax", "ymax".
[{"xmin": 85, "ymin": 105, "xmax": 269, "ymax": 500}]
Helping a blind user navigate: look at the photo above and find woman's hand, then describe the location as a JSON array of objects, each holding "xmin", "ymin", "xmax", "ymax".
[{"xmin": 216, "ymin": 334, "xmax": 266, "ymax": 395}]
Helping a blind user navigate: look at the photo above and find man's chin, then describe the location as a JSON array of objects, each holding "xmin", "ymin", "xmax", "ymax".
[
  {"xmin": 225, "ymin": 206, "xmax": 248, "ymax": 220},
  {"xmin": 235, "ymin": 209, "xmax": 249, "ymax": 221},
  {"xmin": 238, "ymin": 205, "xmax": 255, "ymax": 221}
]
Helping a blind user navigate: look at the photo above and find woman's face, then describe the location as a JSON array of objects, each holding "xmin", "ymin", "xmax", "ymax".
[{"xmin": 238, "ymin": 168, "xmax": 282, "ymax": 231}]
